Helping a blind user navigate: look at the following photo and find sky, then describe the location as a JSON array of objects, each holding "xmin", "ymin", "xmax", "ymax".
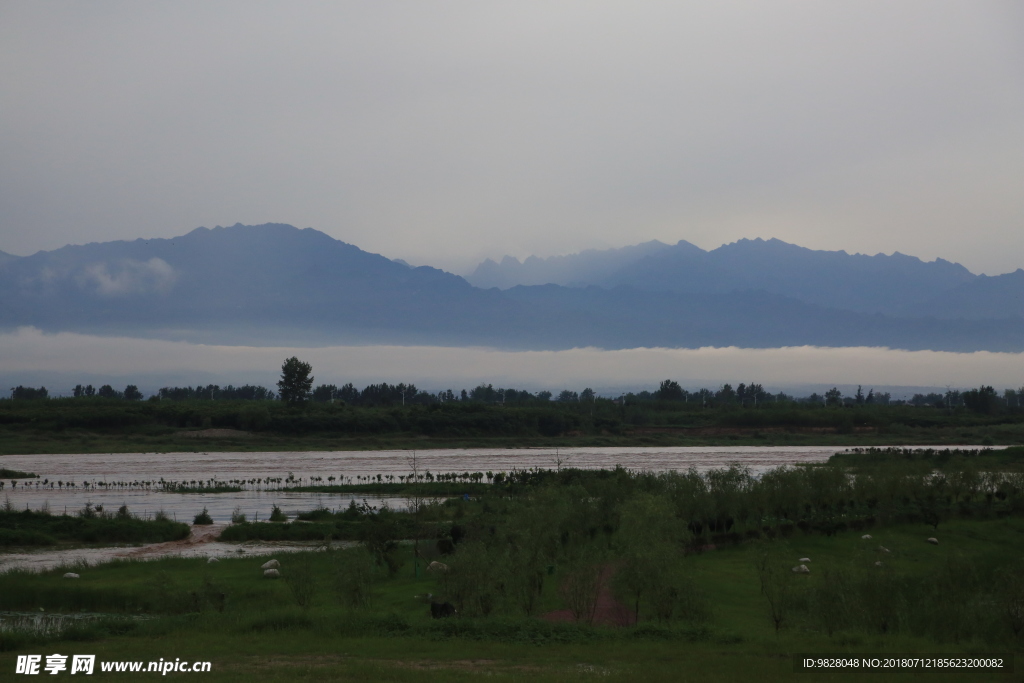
[
  {"xmin": 4, "ymin": 327, "xmax": 1022, "ymax": 398},
  {"xmin": 2, "ymin": 2, "xmax": 1024, "ymax": 276}
]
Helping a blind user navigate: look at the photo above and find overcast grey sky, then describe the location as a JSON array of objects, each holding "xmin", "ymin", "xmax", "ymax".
[{"xmin": 2, "ymin": 2, "xmax": 1023, "ymax": 275}]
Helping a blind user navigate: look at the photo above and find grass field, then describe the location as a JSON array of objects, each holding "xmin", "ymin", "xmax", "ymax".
[{"xmin": 2, "ymin": 516, "xmax": 1021, "ymax": 681}]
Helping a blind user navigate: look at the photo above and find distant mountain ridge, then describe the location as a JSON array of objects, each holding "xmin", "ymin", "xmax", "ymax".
[
  {"xmin": 469, "ymin": 237, "xmax": 988, "ymax": 316},
  {"xmin": 1, "ymin": 223, "xmax": 1022, "ymax": 351},
  {"xmin": 469, "ymin": 240, "xmax": 672, "ymax": 289}
]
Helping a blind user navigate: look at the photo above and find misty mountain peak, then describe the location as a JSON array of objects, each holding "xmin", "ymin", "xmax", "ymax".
[{"xmin": 466, "ymin": 239, "xmax": 674, "ymax": 289}]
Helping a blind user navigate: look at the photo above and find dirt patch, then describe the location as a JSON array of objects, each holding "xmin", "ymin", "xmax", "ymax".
[
  {"xmin": 120, "ymin": 523, "xmax": 226, "ymax": 558},
  {"xmin": 178, "ymin": 428, "xmax": 252, "ymax": 438},
  {"xmin": 541, "ymin": 564, "xmax": 635, "ymax": 627}
]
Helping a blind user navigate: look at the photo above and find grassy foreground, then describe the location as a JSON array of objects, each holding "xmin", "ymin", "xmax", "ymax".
[
  {"xmin": 5, "ymin": 453, "xmax": 1024, "ymax": 681},
  {"xmin": 1, "ymin": 517, "xmax": 1021, "ymax": 681}
]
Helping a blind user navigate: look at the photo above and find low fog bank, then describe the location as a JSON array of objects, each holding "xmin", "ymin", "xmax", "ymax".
[{"xmin": 1, "ymin": 327, "xmax": 1020, "ymax": 400}]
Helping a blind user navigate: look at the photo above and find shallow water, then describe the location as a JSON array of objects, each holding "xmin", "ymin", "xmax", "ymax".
[
  {"xmin": 0, "ymin": 445, "xmax": 997, "ymax": 523},
  {"xmin": 0, "ymin": 445, "xmax": 999, "ymax": 572},
  {"xmin": 0, "ymin": 489, "xmax": 411, "ymax": 525}
]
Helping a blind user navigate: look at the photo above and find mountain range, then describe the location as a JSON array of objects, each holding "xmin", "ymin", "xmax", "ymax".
[
  {"xmin": 469, "ymin": 238, "xmax": 1023, "ymax": 319},
  {"xmin": 1, "ymin": 223, "xmax": 1022, "ymax": 351}
]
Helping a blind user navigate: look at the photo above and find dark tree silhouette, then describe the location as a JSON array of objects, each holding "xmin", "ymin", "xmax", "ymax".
[
  {"xmin": 656, "ymin": 379, "xmax": 684, "ymax": 401},
  {"xmin": 278, "ymin": 357, "xmax": 314, "ymax": 406},
  {"xmin": 963, "ymin": 385, "xmax": 999, "ymax": 414}
]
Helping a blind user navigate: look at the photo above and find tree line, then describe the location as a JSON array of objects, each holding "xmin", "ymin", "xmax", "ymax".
[
  {"xmin": 7, "ymin": 354, "xmax": 1024, "ymax": 417},
  {"xmin": 8, "ymin": 379, "xmax": 1024, "ymax": 415}
]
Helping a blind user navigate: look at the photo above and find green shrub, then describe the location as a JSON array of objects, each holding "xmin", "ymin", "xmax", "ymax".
[{"xmin": 0, "ymin": 509, "xmax": 188, "ymax": 545}]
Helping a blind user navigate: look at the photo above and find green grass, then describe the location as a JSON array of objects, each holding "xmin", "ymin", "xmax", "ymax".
[
  {"xmin": 830, "ymin": 445, "xmax": 1024, "ymax": 470},
  {"xmin": 2, "ymin": 519, "xmax": 1022, "ymax": 681},
  {"xmin": 0, "ymin": 467, "xmax": 37, "ymax": 478},
  {"xmin": 0, "ymin": 509, "xmax": 190, "ymax": 547}
]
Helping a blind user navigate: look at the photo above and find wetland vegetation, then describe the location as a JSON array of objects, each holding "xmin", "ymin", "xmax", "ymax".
[
  {"xmin": 4, "ymin": 448, "xmax": 1024, "ymax": 680},
  {"xmin": 0, "ymin": 503, "xmax": 189, "ymax": 547}
]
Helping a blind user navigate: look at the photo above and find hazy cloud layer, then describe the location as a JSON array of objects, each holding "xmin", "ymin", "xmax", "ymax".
[
  {"xmin": 2, "ymin": 328, "xmax": 1021, "ymax": 397},
  {"xmin": 2, "ymin": 3, "xmax": 1023, "ymax": 274},
  {"xmin": 79, "ymin": 258, "xmax": 177, "ymax": 296}
]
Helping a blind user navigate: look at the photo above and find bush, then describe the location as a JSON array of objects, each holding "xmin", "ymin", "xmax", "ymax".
[
  {"xmin": 0, "ymin": 510, "xmax": 188, "ymax": 545},
  {"xmin": 360, "ymin": 515, "xmax": 404, "ymax": 576},
  {"xmin": 269, "ymin": 505, "xmax": 287, "ymax": 522},
  {"xmin": 193, "ymin": 508, "xmax": 213, "ymax": 525},
  {"xmin": 0, "ymin": 528, "xmax": 57, "ymax": 546},
  {"xmin": 559, "ymin": 556, "xmax": 603, "ymax": 625}
]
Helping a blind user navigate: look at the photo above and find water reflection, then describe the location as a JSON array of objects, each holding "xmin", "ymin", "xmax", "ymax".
[
  {"xmin": 1, "ymin": 490, "xmax": 410, "ymax": 525},
  {"xmin": 0, "ymin": 446, "xmax": 846, "ymax": 522},
  {"xmin": 0, "ymin": 445, "xmax": 999, "ymax": 573},
  {"xmin": 0, "ymin": 445, "xmax": 999, "ymax": 524}
]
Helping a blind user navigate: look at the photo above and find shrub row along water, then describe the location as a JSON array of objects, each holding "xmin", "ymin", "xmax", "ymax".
[
  {"xmin": 0, "ymin": 503, "xmax": 190, "ymax": 546},
  {"xmin": 2, "ymin": 471, "xmax": 497, "ymax": 493}
]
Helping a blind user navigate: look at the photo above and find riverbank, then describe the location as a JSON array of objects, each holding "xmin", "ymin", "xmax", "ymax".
[
  {"xmin": 2, "ymin": 424, "xmax": 1022, "ymax": 455},
  {"xmin": 2, "ymin": 397, "xmax": 1023, "ymax": 455}
]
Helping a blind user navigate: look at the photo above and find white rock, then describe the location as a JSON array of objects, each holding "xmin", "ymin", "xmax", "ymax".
[
  {"xmin": 263, "ymin": 568, "xmax": 280, "ymax": 578},
  {"xmin": 798, "ymin": 557, "xmax": 811, "ymax": 563},
  {"xmin": 861, "ymin": 534, "xmax": 873, "ymax": 540},
  {"xmin": 261, "ymin": 559, "xmax": 280, "ymax": 570},
  {"xmin": 427, "ymin": 561, "xmax": 449, "ymax": 572},
  {"xmin": 927, "ymin": 537, "xmax": 939, "ymax": 545},
  {"xmin": 207, "ymin": 557, "xmax": 219, "ymax": 563},
  {"xmin": 878, "ymin": 546, "xmax": 890, "ymax": 553},
  {"xmin": 791, "ymin": 564, "xmax": 810, "ymax": 574},
  {"xmin": 874, "ymin": 561, "xmax": 883, "ymax": 567},
  {"xmin": 62, "ymin": 572, "xmax": 80, "ymax": 579}
]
